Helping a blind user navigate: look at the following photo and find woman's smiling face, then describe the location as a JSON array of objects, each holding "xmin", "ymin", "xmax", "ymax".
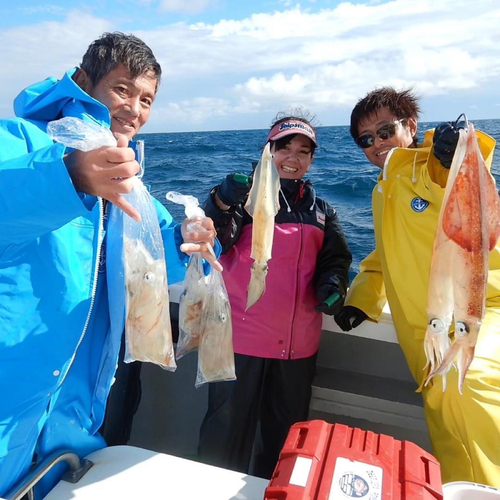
[
  {"xmin": 357, "ymin": 107, "xmax": 417, "ymax": 169},
  {"xmin": 272, "ymin": 134, "xmax": 314, "ymax": 179}
]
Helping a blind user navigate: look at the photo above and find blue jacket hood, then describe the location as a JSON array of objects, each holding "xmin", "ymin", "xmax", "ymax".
[{"xmin": 14, "ymin": 67, "xmax": 110, "ymax": 127}]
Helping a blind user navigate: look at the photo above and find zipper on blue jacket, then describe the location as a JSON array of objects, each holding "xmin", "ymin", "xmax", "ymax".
[{"xmin": 58, "ymin": 198, "xmax": 105, "ymax": 387}]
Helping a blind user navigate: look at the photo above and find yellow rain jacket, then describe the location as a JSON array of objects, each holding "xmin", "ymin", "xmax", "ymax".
[{"xmin": 346, "ymin": 129, "xmax": 500, "ymax": 486}]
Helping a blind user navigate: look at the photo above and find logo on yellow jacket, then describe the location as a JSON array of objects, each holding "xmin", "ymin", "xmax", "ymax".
[{"xmin": 411, "ymin": 197, "xmax": 429, "ymax": 213}]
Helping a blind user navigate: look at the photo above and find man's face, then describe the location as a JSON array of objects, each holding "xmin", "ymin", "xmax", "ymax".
[
  {"xmin": 85, "ymin": 64, "xmax": 157, "ymax": 140},
  {"xmin": 357, "ymin": 107, "xmax": 417, "ymax": 169}
]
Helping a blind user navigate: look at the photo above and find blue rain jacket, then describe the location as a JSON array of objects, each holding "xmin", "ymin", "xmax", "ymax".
[{"xmin": 0, "ymin": 69, "xmax": 191, "ymax": 497}]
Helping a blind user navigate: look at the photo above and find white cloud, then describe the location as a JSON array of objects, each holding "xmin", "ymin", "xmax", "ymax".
[
  {"xmin": 143, "ymin": 0, "xmax": 500, "ymax": 103},
  {"xmin": 155, "ymin": 97, "xmax": 232, "ymax": 124},
  {"xmin": 0, "ymin": 11, "xmax": 112, "ymax": 117},
  {"xmin": 0, "ymin": 11, "xmax": 112, "ymax": 81},
  {"xmin": 2, "ymin": 0, "xmax": 500, "ymax": 129},
  {"xmin": 18, "ymin": 5, "xmax": 65, "ymax": 15},
  {"xmin": 158, "ymin": 0, "xmax": 217, "ymax": 14}
]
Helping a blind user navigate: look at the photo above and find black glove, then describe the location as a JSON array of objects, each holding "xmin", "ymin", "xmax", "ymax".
[
  {"xmin": 216, "ymin": 173, "xmax": 252, "ymax": 207},
  {"xmin": 315, "ymin": 291, "xmax": 344, "ymax": 316},
  {"xmin": 334, "ymin": 306, "xmax": 368, "ymax": 332},
  {"xmin": 433, "ymin": 119, "xmax": 467, "ymax": 169}
]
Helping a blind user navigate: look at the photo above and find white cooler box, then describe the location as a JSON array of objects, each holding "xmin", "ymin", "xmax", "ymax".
[{"xmin": 443, "ymin": 481, "xmax": 500, "ymax": 499}]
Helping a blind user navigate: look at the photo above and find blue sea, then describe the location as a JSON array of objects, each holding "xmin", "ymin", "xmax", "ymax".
[{"xmin": 139, "ymin": 119, "xmax": 500, "ymax": 281}]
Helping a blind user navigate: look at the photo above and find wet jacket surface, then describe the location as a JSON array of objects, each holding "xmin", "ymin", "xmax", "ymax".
[
  {"xmin": 345, "ymin": 129, "xmax": 500, "ymax": 486},
  {"xmin": 204, "ymin": 178, "xmax": 352, "ymax": 359},
  {"xmin": 0, "ymin": 69, "xmax": 188, "ymax": 497}
]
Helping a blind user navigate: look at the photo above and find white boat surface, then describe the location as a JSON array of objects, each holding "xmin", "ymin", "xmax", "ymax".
[
  {"xmin": 44, "ymin": 445, "xmax": 268, "ymax": 500},
  {"xmin": 5, "ymin": 284, "xmax": 500, "ymax": 499}
]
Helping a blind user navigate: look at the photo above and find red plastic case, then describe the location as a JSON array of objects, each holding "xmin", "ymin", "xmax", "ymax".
[{"xmin": 264, "ymin": 420, "xmax": 443, "ymax": 499}]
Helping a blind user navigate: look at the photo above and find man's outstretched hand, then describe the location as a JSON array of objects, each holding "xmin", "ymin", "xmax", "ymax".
[
  {"xmin": 432, "ymin": 120, "xmax": 467, "ymax": 169},
  {"xmin": 64, "ymin": 133, "xmax": 142, "ymax": 221},
  {"xmin": 180, "ymin": 216, "xmax": 223, "ymax": 272}
]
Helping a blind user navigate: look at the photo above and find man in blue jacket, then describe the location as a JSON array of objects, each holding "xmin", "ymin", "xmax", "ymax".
[{"xmin": 0, "ymin": 32, "xmax": 219, "ymax": 498}]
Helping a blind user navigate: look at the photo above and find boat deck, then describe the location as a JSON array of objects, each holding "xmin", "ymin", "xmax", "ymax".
[{"xmin": 127, "ymin": 286, "xmax": 431, "ymax": 464}]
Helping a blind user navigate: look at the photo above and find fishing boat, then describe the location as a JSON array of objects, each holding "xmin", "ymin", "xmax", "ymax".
[{"xmin": 5, "ymin": 283, "xmax": 499, "ymax": 500}]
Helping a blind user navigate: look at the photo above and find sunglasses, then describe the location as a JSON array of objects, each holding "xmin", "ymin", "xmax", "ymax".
[{"xmin": 356, "ymin": 119, "xmax": 406, "ymax": 149}]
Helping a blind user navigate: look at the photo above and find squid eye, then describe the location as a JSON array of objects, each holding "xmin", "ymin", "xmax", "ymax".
[
  {"xmin": 143, "ymin": 271, "xmax": 156, "ymax": 284},
  {"xmin": 429, "ymin": 318, "xmax": 445, "ymax": 333},
  {"xmin": 455, "ymin": 321, "xmax": 469, "ymax": 336},
  {"xmin": 220, "ymin": 313, "xmax": 227, "ymax": 323}
]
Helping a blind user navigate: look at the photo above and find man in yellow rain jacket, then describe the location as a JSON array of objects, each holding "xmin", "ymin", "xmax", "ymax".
[{"xmin": 335, "ymin": 87, "xmax": 500, "ymax": 486}]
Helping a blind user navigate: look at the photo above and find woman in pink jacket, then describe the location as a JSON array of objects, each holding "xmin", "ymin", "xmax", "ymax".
[{"xmin": 198, "ymin": 110, "xmax": 352, "ymax": 479}]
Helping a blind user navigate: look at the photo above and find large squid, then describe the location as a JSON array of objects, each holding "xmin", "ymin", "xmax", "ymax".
[
  {"xmin": 244, "ymin": 142, "xmax": 280, "ymax": 310},
  {"xmin": 124, "ymin": 237, "xmax": 176, "ymax": 369},
  {"xmin": 424, "ymin": 122, "xmax": 500, "ymax": 393}
]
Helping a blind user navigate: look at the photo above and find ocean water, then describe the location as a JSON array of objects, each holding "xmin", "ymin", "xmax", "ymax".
[{"xmin": 139, "ymin": 119, "xmax": 500, "ymax": 281}]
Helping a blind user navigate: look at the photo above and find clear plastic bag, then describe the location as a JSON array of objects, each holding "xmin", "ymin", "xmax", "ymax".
[
  {"xmin": 166, "ymin": 192, "xmax": 206, "ymax": 360},
  {"xmin": 196, "ymin": 269, "xmax": 235, "ymax": 388},
  {"xmin": 47, "ymin": 116, "xmax": 116, "ymax": 151},
  {"xmin": 166, "ymin": 191, "xmax": 235, "ymax": 386},
  {"xmin": 176, "ymin": 252, "xmax": 206, "ymax": 359},
  {"xmin": 121, "ymin": 181, "xmax": 176, "ymax": 370},
  {"xmin": 49, "ymin": 116, "xmax": 175, "ymax": 370}
]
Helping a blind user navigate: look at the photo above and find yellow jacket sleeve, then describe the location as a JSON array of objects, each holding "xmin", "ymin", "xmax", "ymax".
[{"xmin": 345, "ymin": 248, "xmax": 387, "ymax": 322}]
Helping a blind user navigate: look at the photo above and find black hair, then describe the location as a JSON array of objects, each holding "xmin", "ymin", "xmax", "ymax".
[
  {"xmin": 80, "ymin": 32, "xmax": 161, "ymax": 91},
  {"xmin": 350, "ymin": 87, "xmax": 421, "ymax": 145}
]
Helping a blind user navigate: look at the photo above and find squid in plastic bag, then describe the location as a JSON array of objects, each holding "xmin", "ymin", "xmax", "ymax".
[
  {"xmin": 121, "ymin": 207, "xmax": 176, "ymax": 370},
  {"xmin": 166, "ymin": 191, "xmax": 235, "ymax": 386},
  {"xmin": 176, "ymin": 251, "xmax": 206, "ymax": 359},
  {"xmin": 48, "ymin": 117, "xmax": 176, "ymax": 370},
  {"xmin": 167, "ymin": 192, "xmax": 207, "ymax": 359},
  {"xmin": 118, "ymin": 150, "xmax": 176, "ymax": 370},
  {"xmin": 196, "ymin": 267, "xmax": 236, "ymax": 388}
]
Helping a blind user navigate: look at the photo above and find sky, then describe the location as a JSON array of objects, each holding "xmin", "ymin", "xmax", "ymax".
[{"xmin": 1, "ymin": 0, "xmax": 499, "ymax": 133}]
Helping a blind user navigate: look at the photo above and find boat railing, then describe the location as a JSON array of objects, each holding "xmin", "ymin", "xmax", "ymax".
[{"xmin": 4, "ymin": 451, "xmax": 93, "ymax": 500}]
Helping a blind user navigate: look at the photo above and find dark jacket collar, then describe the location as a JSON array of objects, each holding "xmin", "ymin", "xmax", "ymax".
[{"xmin": 280, "ymin": 178, "xmax": 316, "ymax": 210}]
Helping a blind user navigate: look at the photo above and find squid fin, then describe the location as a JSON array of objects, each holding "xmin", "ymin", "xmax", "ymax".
[{"xmin": 246, "ymin": 264, "xmax": 268, "ymax": 311}]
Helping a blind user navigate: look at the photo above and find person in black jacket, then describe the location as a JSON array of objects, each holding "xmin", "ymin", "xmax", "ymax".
[{"xmin": 197, "ymin": 109, "xmax": 352, "ymax": 479}]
